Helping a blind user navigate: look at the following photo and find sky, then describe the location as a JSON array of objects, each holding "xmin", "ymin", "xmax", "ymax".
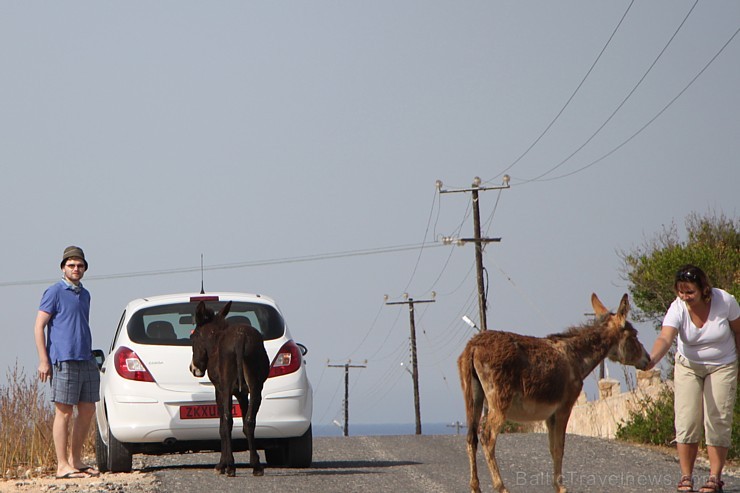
[{"xmin": 1, "ymin": 1, "xmax": 738, "ymax": 430}]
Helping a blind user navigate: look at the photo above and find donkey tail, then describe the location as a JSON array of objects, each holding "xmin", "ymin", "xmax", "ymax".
[
  {"xmin": 458, "ymin": 344, "xmax": 484, "ymax": 437},
  {"xmin": 236, "ymin": 335, "xmax": 247, "ymax": 393}
]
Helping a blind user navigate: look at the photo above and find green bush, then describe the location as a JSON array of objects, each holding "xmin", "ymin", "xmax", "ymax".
[{"xmin": 616, "ymin": 387, "xmax": 675, "ymax": 447}]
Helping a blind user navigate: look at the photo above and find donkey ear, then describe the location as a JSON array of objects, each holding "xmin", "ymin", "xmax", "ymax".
[
  {"xmin": 591, "ymin": 293, "xmax": 608, "ymax": 316},
  {"xmin": 220, "ymin": 301, "xmax": 232, "ymax": 318},
  {"xmin": 616, "ymin": 293, "xmax": 630, "ymax": 318},
  {"xmin": 195, "ymin": 301, "xmax": 207, "ymax": 323}
]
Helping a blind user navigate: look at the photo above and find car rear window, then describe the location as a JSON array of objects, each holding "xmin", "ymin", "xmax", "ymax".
[{"xmin": 127, "ymin": 301, "xmax": 285, "ymax": 345}]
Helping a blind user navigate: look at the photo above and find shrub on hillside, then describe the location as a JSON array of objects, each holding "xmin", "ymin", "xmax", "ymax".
[
  {"xmin": 617, "ymin": 386, "xmax": 740, "ymax": 459},
  {"xmin": 616, "ymin": 387, "xmax": 675, "ymax": 447}
]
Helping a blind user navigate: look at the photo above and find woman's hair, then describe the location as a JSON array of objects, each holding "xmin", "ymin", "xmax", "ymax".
[{"xmin": 674, "ymin": 264, "xmax": 713, "ymax": 302}]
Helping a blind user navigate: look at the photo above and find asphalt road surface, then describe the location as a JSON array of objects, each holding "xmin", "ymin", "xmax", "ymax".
[{"xmin": 134, "ymin": 433, "xmax": 737, "ymax": 493}]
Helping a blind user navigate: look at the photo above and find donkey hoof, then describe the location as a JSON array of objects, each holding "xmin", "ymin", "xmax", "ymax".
[{"xmin": 253, "ymin": 467, "xmax": 264, "ymax": 477}]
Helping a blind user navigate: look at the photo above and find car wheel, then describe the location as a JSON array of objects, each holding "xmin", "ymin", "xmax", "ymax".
[
  {"xmin": 264, "ymin": 445, "xmax": 286, "ymax": 467},
  {"xmin": 106, "ymin": 422, "xmax": 133, "ymax": 473},
  {"xmin": 285, "ymin": 425, "xmax": 312, "ymax": 468},
  {"xmin": 95, "ymin": 425, "xmax": 109, "ymax": 473}
]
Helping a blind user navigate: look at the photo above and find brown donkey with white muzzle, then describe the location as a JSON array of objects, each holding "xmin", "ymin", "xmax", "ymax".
[{"xmin": 458, "ymin": 293, "xmax": 650, "ymax": 493}]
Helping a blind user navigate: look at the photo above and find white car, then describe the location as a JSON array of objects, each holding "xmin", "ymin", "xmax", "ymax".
[{"xmin": 93, "ymin": 292, "xmax": 313, "ymax": 472}]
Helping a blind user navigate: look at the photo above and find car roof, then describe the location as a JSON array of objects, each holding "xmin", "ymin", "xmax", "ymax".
[{"xmin": 124, "ymin": 292, "xmax": 279, "ymax": 312}]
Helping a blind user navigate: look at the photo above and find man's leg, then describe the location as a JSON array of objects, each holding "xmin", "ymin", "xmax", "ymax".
[
  {"xmin": 54, "ymin": 402, "xmax": 76, "ymax": 477},
  {"xmin": 69, "ymin": 401, "xmax": 97, "ymax": 471}
]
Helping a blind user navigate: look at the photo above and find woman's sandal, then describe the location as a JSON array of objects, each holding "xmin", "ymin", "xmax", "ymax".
[
  {"xmin": 677, "ymin": 475, "xmax": 693, "ymax": 492},
  {"xmin": 698, "ymin": 475, "xmax": 724, "ymax": 493}
]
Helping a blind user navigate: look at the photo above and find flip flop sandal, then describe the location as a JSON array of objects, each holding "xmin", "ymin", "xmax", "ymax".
[
  {"xmin": 699, "ymin": 476, "xmax": 724, "ymax": 493},
  {"xmin": 55, "ymin": 470, "xmax": 90, "ymax": 480},
  {"xmin": 78, "ymin": 466, "xmax": 100, "ymax": 476},
  {"xmin": 677, "ymin": 475, "xmax": 693, "ymax": 492}
]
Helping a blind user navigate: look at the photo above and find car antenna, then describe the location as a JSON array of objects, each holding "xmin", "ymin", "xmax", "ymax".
[{"xmin": 200, "ymin": 254, "xmax": 205, "ymax": 294}]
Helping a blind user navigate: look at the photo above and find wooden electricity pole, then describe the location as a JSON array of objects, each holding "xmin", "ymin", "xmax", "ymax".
[
  {"xmin": 438, "ymin": 176, "xmax": 510, "ymax": 331},
  {"xmin": 385, "ymin": 295, "xmax": 435, "ymax": 435},
  {"xmin": 327, "ymin": 362, "xmax": 366, "ymax": 436}
]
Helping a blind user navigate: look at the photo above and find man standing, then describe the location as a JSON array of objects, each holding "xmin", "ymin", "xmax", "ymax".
[{"xmin": 34, "ymin": 246, "xmax": 100, "ymax": 479}]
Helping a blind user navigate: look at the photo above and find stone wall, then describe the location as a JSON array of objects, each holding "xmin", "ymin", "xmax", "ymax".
[{"xmin": 532, "ymin": 369, "xmax": 670, "ymax": 439}]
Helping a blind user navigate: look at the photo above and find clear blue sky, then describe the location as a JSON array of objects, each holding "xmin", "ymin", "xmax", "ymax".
[{"xmin": 1, "ymin": 1, "xmax": 738, "ymax": 428}]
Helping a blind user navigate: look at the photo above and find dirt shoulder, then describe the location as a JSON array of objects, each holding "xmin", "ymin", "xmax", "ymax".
[{"xmin": 0, "ymin": 470, "xmax": 159, "ymax": 493}]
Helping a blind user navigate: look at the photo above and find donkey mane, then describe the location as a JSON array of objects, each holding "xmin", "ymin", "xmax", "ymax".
[
  {"xmin": 546, "ymin": 314, "xmax": 610, "ymax": 339},
  {"xmin": 547, "ymin": 318, "xmax": 625, "ymax": 375}
]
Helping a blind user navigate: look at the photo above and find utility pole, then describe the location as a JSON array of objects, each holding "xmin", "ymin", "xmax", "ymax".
[
  {"xmin": 327, "ymin": 361, "xmax": 366, "ymax": 437},
  {"xmin": 438, "ymin": 175, "xmax": 510, "ymax": 331},
  {"xmin": 447, "ymin": 421, "xmax": 466, "ymax": 435},
  {"xmin": 584, "ymin": 311, "xmax": 605, "ymax": 379},
  {"xmin": 385, "ymin": 294, "xmax": 435, "ymax": 435}
]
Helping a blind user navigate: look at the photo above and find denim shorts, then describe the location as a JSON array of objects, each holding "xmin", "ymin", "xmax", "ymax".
[{"xmin": 51, "ymin": 359, "xmax": 100, "ymax": 405}]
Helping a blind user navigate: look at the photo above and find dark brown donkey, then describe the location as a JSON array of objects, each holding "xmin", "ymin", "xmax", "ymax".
[
  {"xmin": 458, "ymin": 293, "xmax": 650, "ymax": 493},
  {"xmin": 189, "ymin": 301, "xmax": 270, "ymax": 477}
]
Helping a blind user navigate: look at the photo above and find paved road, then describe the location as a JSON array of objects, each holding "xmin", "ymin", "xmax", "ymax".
[{"xmin": 135, "ymin": 433, "xmax": 737, "ymax": 493}]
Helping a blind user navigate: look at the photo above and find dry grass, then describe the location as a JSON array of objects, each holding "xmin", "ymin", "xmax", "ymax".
[{"xmin": 0, "ymin": 361, "xmax": 95, "ymax": 479}]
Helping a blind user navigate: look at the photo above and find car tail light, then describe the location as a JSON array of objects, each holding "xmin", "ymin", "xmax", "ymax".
[
  {"xmin": 268, "ymin": 340, "xmax": 302, "ymax": 378},
  {"xmin": 114, "ymin": 347, "xmax": 155, "ymax": 382}
]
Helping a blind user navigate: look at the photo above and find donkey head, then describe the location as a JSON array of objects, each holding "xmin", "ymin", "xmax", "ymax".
[
  {"xmin": 189, "ymin": 301, "xmax": 232, "ymax": 377},
  {"xmin": 591, "ymin": 293, "xmax": 650, "ymax": 370}
]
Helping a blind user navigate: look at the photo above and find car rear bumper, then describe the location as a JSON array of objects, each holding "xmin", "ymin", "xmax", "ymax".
[{"xmin": 102, "ymin": 385, "xmax": 313, "ymax": 444}]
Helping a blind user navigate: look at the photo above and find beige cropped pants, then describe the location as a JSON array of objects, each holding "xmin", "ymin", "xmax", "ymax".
[{"xmin": 674, "ymin": 353, "xmax": 738, "ymax": 447}]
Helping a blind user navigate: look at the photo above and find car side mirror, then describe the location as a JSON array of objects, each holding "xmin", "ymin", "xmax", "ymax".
[
  {"xmin": 92, "ymin": 349, "xmax": 106, "ymax": 371},
  {"xmin": 297, "ymin": 343, "xmax": 308, "ymax": 356}
]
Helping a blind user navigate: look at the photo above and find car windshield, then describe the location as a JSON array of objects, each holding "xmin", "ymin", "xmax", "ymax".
[{"xmin": 127, "ymin": 301, "xmax": 285, "ymax": 345}]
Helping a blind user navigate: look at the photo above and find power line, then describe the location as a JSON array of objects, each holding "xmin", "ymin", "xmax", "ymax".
[
  {"xmin": 402, "ymin": 188, "xmax": 440, "ymax": 295},
  {"xmin": 343, "ymin": 300, "xmax": 386, "ymax": 361},
  {"xmin": 518, "ymin": 0, "xmax": 699, "ymax": 184},
  {"xmin": 363, "ymin": 301, "xmax": 406, "ymax": 362},
  {"xmin": 535, "ymin": 21, "xmax": 740, "ymax": 183},
  {"xmin": 485, "ymin": 0, "xmax": 636, "ymax": 184},
  {"xmin": 0, "ymin": 242, "xmax": 445, "ymax": 288}
]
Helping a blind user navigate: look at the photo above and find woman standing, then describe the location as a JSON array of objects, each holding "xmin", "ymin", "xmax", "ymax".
[{"xmin": 647, "ymin": 264, "xmax": 740, "ymax": 493}]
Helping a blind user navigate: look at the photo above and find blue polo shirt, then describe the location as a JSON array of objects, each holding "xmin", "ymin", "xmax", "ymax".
[{"xmin": 39, "ymin": 280, "xmax": 93, "ymax": 364}]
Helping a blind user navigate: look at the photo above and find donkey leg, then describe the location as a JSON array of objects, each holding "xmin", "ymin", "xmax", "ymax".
[
  {"xmin": 460, "ymin": 349, "xmax": 485, "ymax": 493},
  {"xmin": 466, "ymin": 395, "xmax": 483, "ymax": 493},
  {"xmin": 238, "ymin": 388, "xmax": 264, "ymax": 477},
  {"xmin": 216, "ymin": 391, "xmax": 236, "ymax": 477},
  {"xmin": 545, "ymin": 411, "xmax": 570, "ymax": 493},
  {"xmin": 479, "ymin": 406, "xmax": 508, "ymax": 493},
  {"xmin": 465, "ymin": 428, "xmax": 481, "ymax": 493}
]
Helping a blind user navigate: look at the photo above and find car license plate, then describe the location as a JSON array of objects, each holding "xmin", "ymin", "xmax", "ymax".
[{"xmin": 180, "ymin": 403, "xmax": 243, "ymax": 419}]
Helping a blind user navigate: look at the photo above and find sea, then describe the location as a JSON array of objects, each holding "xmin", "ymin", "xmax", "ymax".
[{"xmin": 313, "ymin": 422, "xmax": 466, "ymax": 437}]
